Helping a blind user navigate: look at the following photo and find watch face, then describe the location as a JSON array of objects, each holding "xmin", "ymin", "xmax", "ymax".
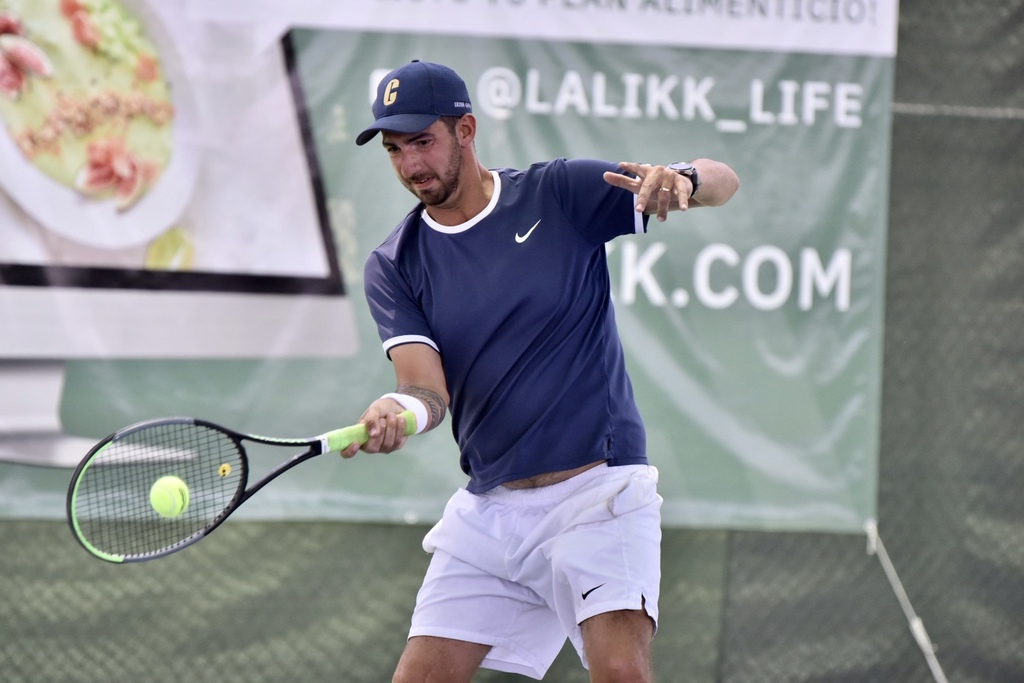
[{"xmin": 669, "ymin": 162, "xmax": 699, "ymax": 197}]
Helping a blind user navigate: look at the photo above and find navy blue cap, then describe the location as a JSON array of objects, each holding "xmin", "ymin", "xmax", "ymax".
[{"xmin": 355, "ymin": 60, "xmax": 472, "ymax": 146}]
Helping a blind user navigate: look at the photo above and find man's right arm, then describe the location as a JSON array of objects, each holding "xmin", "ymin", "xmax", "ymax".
[
  {"xmin": 339, "ymin": 342, "xmax": 448, "ymax": 458},
  {"xmin": 390, "ymin": 342, "xmax": 449, "ymax": 432}
]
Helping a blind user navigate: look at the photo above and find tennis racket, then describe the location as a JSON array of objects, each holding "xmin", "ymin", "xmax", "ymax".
[{"xmin": 66, "ymin": 410, "xmax": 416, "ymax": 563}]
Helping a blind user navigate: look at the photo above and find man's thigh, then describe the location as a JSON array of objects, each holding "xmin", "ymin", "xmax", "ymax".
[
  {"xmin": 409, "ymin": 550, "xmax": 567, "ymax": 678},
  {"xmin": 393, "ymin": 636, "xmax": 490, "ymax": 683}
]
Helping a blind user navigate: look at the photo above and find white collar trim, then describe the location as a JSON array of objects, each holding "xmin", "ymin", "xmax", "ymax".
[{"xmin": 421, "ymin": 170, "xmax": 501, "ymax": 234}]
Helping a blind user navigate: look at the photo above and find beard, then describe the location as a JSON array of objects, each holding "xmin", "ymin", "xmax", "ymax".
[{"xmin": 401, "ymin": 139, "xmax": 463, "ymax": 206}]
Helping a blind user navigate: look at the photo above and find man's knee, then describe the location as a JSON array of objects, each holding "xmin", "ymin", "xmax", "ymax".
[{"xmin": 581, "ymin": 609, "xmax": 655, "ymax": 683}]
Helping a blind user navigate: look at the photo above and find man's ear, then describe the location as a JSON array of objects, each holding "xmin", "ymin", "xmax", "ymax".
[{"xmin": 457, "ymin": 114, "xmax": 477, "ymax": 145}]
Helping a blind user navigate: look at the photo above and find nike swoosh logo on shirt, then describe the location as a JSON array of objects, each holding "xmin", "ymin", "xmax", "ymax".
[
  {"xmin": 581, "ymin": 584, "xmax": 605, "ymax": 600},
  {"xmin": 515, "ymin": 220, "xmax": 541, "ymax": 243}
]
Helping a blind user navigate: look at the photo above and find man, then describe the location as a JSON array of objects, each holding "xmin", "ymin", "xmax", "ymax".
[{"xmin": 342, "ymin": 60, "xmax": 739, "ymax": 682}]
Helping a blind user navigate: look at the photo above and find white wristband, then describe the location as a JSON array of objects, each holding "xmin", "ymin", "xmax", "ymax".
[{"xmin": 380, "ymin": 393, "xmax": 428, "ymax": 434}]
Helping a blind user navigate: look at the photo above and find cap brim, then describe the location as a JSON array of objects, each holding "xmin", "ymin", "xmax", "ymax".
[{"xmin": 355, "ymin": 113, "xmax": 443, "ymax": 146}]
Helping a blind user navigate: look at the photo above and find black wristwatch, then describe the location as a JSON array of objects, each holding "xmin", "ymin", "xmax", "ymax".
[{"xmin": 668, "ymin": 161, "xmax": 700, "ymax": 198}]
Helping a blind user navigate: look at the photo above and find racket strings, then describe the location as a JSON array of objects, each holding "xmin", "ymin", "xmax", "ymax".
[{"xmin": 70, "ymin": 422, "xmax": 246, "ymax": 559}]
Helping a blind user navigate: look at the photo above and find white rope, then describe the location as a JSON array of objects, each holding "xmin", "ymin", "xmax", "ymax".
[
  {"xmin": 892, "ymin": 101, "xmax": 1024, "ymax": 120},
  {"xmin": 865, "ymin": 519, "xmax": 950, "ymax": 683}
]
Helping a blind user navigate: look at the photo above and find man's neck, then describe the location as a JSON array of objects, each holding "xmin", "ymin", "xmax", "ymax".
[{"xmin": 425, "ymin": 164, "xmax": 493, "ymax": 226}]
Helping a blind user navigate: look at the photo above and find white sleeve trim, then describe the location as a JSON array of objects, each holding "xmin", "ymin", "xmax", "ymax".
[
  {"xmin": 382, "ymin": 335, "xmax": 439, "ymax": 354},
  {"xmin": 634, "ymin": 209, "xmax": 647, "ymax": 234}
]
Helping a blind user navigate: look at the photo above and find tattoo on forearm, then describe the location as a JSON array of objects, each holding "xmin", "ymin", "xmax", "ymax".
[{"xmin": 397, "ymin": 385, "xmax": 447, "ymax": 431}]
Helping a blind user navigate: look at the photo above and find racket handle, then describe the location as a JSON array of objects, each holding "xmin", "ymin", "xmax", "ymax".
[{"xmin": 322, "ymin": 409, "xmax": 417, "ymax": 452}]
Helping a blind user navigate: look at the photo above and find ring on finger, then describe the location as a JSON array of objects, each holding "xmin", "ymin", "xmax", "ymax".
[{"xmin": 659, "ymin": 187, "xmax": 671, "ymax": 192}]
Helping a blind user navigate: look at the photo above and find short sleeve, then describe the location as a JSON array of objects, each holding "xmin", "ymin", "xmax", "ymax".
[
  {"xmin": 553, "ymin": 158, "xmax": 648, "ymax": 245},
  {"xmin": 363, "ymin": 247, "xmax": 439, "ymax": 357}
]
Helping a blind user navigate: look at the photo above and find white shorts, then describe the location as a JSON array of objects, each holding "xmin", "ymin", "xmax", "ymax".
[{"xmin": 409, "ymin": 463, "xmax": 663, "ymax": 680}]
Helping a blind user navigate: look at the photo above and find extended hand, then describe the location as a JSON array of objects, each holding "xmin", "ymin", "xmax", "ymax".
[{"xmin": 602, "ymin": 162, "xmax": 693, "ymax": 222}]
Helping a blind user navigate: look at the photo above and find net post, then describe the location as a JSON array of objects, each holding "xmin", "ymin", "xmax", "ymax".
[{"xmin": 864, "ymin": 519, "xmax": 950, "ymax": 683}]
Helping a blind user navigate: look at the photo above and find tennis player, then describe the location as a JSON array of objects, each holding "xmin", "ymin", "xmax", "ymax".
[{"xmin": 343, "ymin": 60, "xmax": 739, "ymax": 682}]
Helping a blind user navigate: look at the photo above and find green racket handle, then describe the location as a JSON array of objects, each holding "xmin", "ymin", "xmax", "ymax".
[{"xmin": 321, "ymin": 409, "xmax": 416, "ymax": 452}]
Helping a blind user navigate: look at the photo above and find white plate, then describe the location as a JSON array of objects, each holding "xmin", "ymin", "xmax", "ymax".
[{"xmin": 0, "ymin": 0, "xmax": 200, "ymax": 249}]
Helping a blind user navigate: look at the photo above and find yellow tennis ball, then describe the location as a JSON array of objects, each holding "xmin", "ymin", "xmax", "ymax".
[{"xmin": 149, "ymin": 476, "xmax": 190, "ymax": 518}]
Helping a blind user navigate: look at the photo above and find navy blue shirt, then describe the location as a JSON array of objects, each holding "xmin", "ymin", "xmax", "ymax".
[{"xmin": 365, "ymin": 158, "xmax": 649, "ymax": 492}]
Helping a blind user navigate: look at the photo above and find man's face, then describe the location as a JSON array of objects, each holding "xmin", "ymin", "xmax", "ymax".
[{"xmin": 382, "ymin": 119, "xmax": 463, "ymax": 207}]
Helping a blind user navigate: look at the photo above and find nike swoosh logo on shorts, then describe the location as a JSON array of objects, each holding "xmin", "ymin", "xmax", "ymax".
[
  {"xmin": 581, "ymin": 584, "xmax": 605, "ymax": 600},
  {"xmin": 515, "ymin": 220, "xmax": 541, "ymax": 243}
]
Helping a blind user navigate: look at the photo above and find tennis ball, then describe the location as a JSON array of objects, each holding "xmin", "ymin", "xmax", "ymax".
[{"xmin": 149, "ymin": 476, "xmax": 190, "ymax": 518}]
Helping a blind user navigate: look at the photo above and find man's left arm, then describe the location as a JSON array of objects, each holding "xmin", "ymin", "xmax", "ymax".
[{"xmin": 603, "ymin": 159, "xmax": 740, "ymax": 222}]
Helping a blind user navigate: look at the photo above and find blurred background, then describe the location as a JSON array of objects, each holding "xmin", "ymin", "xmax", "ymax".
[{"xmin": 1, "ymin": 0, "xmax": 1022, "ymax": 681}]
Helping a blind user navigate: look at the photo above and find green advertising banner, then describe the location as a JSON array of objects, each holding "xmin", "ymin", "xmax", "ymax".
[
  {"xmin": 0, "ymin": 0, "xmax": 897, "ymax": 532},
  {"xmin": 285, "ymin": 29, "xmax": 891, "ymax": 531}
]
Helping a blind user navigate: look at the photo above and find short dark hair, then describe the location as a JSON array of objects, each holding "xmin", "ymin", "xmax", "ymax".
[{"xmin": 439, "ymin": 115, "xmax": 461, "ymax": 136}]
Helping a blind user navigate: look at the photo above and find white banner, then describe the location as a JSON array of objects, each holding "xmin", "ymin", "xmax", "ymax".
[{"xmin": 187, "ymin": 0, "xmax": 900, "ymax": 57}]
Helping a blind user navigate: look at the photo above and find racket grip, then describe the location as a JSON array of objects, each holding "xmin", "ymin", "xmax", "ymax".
[
  {"xmin": 397, "ymin": 409, "xmax": 417, "ymax": 436},
  {"xmin": 323, "ymin": 409, "xmax": 417, "ymax": 452}
]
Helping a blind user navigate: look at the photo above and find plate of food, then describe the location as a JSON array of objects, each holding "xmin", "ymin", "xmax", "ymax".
[{"xmin": 0, "ymin": 0, "xmax": 199, "ymax": 249}]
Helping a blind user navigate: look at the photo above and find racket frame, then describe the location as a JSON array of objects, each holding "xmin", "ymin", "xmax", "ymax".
[{"xmin": 66, "ymin": 410, "xmax": 415, "ymax": 563}]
